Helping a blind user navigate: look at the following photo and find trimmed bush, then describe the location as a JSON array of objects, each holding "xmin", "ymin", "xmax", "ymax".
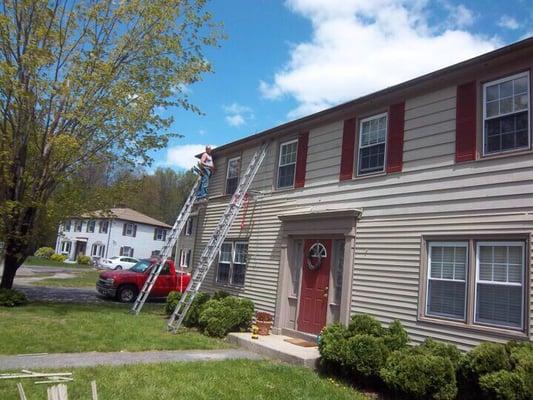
[
  {"xmin": 212, "ymin": 290, "xmax": 230, "ymax": 301},
  {"xmin": 50, "ymin": 253, "xmax": 67, "ymax": 262},
  {"xmin": 345, "ymin": 334, "xmax": 389, "ymax": 378},
  {"xmin": 380, "ymin": 347, "xmax": 457, "ymax": 400},
  {"xmin": 165, "ymin": 292, "xmax": 211, "ymax": 327},
  {"xmin": 459, "ymin": 342, "xmax": 511, "ymax": 387},
  {"xmin": 348, "ymin": 314, "xmax": 385, "ymax": 337},
  {"xmin": 198, "ymin": 296, "xmax": 254, "ymax": 337},
  {"xmin": 479, "ymin": 369, "xmax": 528, "ymax": 400},
  {"xmin": 418, "ymin": 338, "xmax": 463, "ymax": 368},
  {"xmin": 77, "ymin": 255, "xmax": 92, "ymax": 265},
  {"xmin": 384, "ymin": 319, "xmax": 409, "ymax": 352},
  {"xmin": 34, "ymin": 247, "xmax": 55, "ymax": 259},
  {"xmin": 0, "ymin": 288, "xmax": 28, "ymax": 307},
  {"xmin": 318, "ymin": 323, "xmax": 350, "ymax": 370},
  {"xmin": 165, "ymin": 291, "xmax": 182, "ymax": 316}
]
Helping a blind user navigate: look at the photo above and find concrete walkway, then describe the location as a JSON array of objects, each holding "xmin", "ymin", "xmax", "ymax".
[{"xmin": 0, "ymin": 349, "xmax": 262, "ymax": 371}]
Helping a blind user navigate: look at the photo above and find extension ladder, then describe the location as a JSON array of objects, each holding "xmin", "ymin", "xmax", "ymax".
[
  {"xmin": 131, "ymin": 176, "xmax": 201, "ymax": 315},
  {"xmin": 167, "ymin": 141, "xmax": 270, "ymax": 332}
]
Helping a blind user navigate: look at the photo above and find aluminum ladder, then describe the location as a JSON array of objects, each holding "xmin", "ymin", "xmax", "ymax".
[
  {"xmin": 167, "ymin": 141, "xmax": 270, "ymax": 332},
  {"xmin": 131, "ymin": 176, "xmax": 201, "ymax": 315}
]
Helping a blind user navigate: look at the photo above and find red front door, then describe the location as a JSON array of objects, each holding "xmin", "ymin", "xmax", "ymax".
[{"xmin": 298, "ymin": 239, "xmax": 331, "ymax": 335}]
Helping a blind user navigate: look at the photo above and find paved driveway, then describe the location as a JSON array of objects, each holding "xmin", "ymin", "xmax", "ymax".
[{"xmin": 14, "ymin": 285, "xmax": 107, "ymax": 303}]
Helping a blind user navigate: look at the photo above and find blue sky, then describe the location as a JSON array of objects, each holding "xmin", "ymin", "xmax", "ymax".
[{"xmin": 152, "ymin": 0, "xmax": 533, "ymax": 171}]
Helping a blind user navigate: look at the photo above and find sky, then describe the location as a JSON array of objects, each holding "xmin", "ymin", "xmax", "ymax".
[{"xmin": 152, "ymin": 0, "xmax": 533, "ymax": 171}]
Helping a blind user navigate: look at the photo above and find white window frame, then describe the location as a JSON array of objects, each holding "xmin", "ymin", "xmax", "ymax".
[
  {"xmin": 121, "ymin": 246, "xmax": 134, "ymax": 257},
  {"xmin": 99, "ymin": 220, "xmax": 108, "ymax": 233},
  {"xmin": 225, "ymin": 156, "xmax": 240, "ymax": 195},
  {"xmin": 474, "ymin": 241, "xmax": 525, "ymax": 330},
  {"xmin": 179, "ymin": 248, "xmax": 192, "ymax": 268},
  {"xmin": 64, "ymin": 220, "xmax": 71, "ymax": 232},
  {"xmin": 277, "ymin": 139, "xmax": 298, "ymax": 189},
  {"xmin": 61, "ymin": 241, "xmax": 71, "ymax": 254},
  {"xmin": 357, "ymin": 112, "xmax": 388, "ymax": 176},
  {"xmin": 482, "ymin": 71, "xmax": 531, "ymax": 156},
  {"xmin": 426, "ymin": 241, "xmax": 468, "ymax": 321},
  {"xmin": 86, "ymin": 220, "xmax": 95, "ymax": 233},
  {"xmin": 124, "ymin": 223, "xmax": 135, "ymax": 237},
  {"xmin": 155, "ymin": 228, "xmax": 166, "ymax": 241},
  {"xmin": 185, "ymin": 217, "xmax": 193, "ymax": 236},
  {"xmin": 74, "ymin": 220, "xmax": 83, "ymax": 232},
  {"xmin": 216, "ymin": 241, "xmax": 248, "ymax": 286}
]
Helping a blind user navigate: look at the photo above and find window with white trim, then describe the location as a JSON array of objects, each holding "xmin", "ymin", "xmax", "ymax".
[
  {"xmin": 86, "ymin": 220, "xmax": 95, "ymax": 233},
  {"xmin": 74, "ymin": 220, "xmax": 83, "ymax": 232},
  {"xmin": 99, "ymin": 220, "xmax": 109, "ymax": 233},
  {"xmin": 476, "ymin": 242, "xmax": 524, "ymax": 329},
  {"xmin": 185, "ymin": 217, "xmax": 194, "ymax": 236},
  {"xmin": 358, "ymin": 113, "xmax": 387, "ymax": 175},
  {"xmin": 154, "ymin": 228, "xmax": 166, "ymax": 241},
  {"xmin": 123, "ymin": 223, "xmax": 136, "ymax": 237},
  {"xmin": 332, "ymin": 240, "xmax": 345, "ymax": 306},
  {"xmin": 277, "ymin": 140, "xmax": 298, "ymax": 188},
  {"xmin": 61, "ymin": 241, "xmax": 71, "ymax": 253},
  {"xmin": 216, "ymin": 241, "xmax": 248, "ymax": 286},
  {"xmin": 423, "ymin": 239, "xmax": 526, "ymax": 332},
  {"xmin": 483, "ymin": 72, "xmax": 530, "ymax": 155},
  {"xmin": 91, "ymin": 243, "xmax": 105, "ymax": 257},
  {"xmin": 179, "ymin": 248, "xmax": 192, "ymax": 268},
  {"xmin": 226, "ymin": 157, "xmax": 240, "ymax": 195},
  {"xmin": 120, "ymin": 246, "xmax": 134, "ymax": 257},
  {"xmin": 64, "ymin": 220, "xmax": 71, "ymax": 232},
  {"xmin": 427, "ymin": 242, "xmax": 467, "ymax": 320}
]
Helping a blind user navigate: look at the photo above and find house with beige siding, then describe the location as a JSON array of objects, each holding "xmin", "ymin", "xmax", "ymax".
[{"xmin": 187, "ymin": 37, "xmax": 533, "ymax": 349}]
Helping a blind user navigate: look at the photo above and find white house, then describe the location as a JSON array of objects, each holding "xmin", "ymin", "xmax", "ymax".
[{"xmin": 55, "ymin": 208, "xmax": 172, "ymax": 263}]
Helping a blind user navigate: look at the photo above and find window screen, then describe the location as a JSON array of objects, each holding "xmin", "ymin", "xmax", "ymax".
[
  {"xmin": 277, "ymin": 140, "xmax": 298, "ymax": 188},
  {"xmin": 358, "ymin": 114, "xmax": 387, "ymax": 174}
]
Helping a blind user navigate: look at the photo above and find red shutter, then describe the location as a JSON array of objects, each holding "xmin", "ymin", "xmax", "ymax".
[
  {"xmin": 294, "ymin": 131, "xmax": 309, "ymax": 188},
  {"xmin": 455, "ymin": 81, "xmax": 477, "ymax": 162},
  {"xmin": 339, "ymin": 118, "xmax": 356, "ymax": 181},
  {"xmin": 386, "ymin": 102, "xmax": 405, "ymax": 173}
]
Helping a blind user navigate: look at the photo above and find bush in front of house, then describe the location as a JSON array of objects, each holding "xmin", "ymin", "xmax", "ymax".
[
  {"xmin": 77, "ymin": 255, "xmax": 92, "ymax": 265},
  {"xmin": 345, "ymin": 334, "xmax": 390, "ymax": 378},
  {"xmin": 34, "ymin": 246, "xmax": 55, "ymax": 259},
  {"xmin": 198, "ymin": 295, "xmax": 254, "ymax": 338},
  {"xmin": 211, "ymin": 290, "xmax": 230, "ymax": 301},
  {"xmin": 380, "ymin": 345, "xmax": 458, "ymax": 400},
  {"xmin": 165, "ymin": 291, "xmax": 211, "ymax": 328},
  {"xmin": 0, "ymin": 288, "xmax": 28, "ymax": 307},
  {"xmin": 50, "ymin": 253, "xmax": 67, "ymax": 262}
]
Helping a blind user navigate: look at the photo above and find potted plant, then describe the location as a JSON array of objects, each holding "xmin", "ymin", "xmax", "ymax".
[{"xmin": 255, "ymin": 311, "xmax": 273, "ymax": 335}]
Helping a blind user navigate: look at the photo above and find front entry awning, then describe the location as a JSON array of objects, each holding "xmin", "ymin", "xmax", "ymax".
[{"xmin": 278, "ymin": 207, "xmax": 361, "ymax": 222}]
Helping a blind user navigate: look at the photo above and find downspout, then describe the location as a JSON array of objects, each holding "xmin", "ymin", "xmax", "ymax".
[{"xmin": 105, "ymin": 219, "xmax": 113, "ymax": 259}]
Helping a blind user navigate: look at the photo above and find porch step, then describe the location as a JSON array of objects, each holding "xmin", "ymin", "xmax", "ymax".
[{"xmin": 227, "ymin": 332, "xmax": 320, "ymax": 369}]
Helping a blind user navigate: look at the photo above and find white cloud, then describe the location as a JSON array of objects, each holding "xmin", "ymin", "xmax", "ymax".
[
  {"xmin": 443, "ymin": 3, "xmax": 475, "ymax": 28},
  {"xmin": 222, "ymin": 102, "xmax": 254, "ymax": 127},
  {"xmin": 498, "ymin": 15, "xmax": 520, "ymax": 30},
  {"xmin": 260, "ymin": 0, "xmax": 498, "ymax": 119},
  {"xmin": 165, "ymin": 144, "xmax": 216, "ymax": 169}
]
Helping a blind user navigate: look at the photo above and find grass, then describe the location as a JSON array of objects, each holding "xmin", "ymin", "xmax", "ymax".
[
  {"xmin": 32, "ymin": 268, "xmax": 101, "ymax": 288},
  {"xmin": 23, "ymin": 256, "xmax": 88, "ymax": 269},
  {"xmin": 0, "ymin": 302, "xmax": 228, "ymax": 355},
  {"xmin": 0, "ymin": 360, "xmax": 367, "ymax": 400}
]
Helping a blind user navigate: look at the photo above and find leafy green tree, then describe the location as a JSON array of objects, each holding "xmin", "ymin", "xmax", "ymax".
[{"xmin": 0, "ymin": 0, "xmax": 222, "ymax": 288}]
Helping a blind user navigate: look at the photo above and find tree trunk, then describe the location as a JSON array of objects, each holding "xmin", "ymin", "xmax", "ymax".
[{"xmin": 0, "ymin": 246, "xmax": 26, "ymax": 289}]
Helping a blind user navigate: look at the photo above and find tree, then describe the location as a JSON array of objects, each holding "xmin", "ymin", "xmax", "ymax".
[{"xmin": 0, "ymin": 0, "xmax": 222, "ymax": 288}]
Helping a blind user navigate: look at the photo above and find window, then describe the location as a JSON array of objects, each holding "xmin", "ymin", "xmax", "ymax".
[
  {"xmin": 423, "ymin": 239, "xmax": 526, "ymax": 332},
  {"xmin": 483, "ymin": 72, "xmax": 530, "ymax": 155},
  {"xmin": 123, "ymin": 223, "xmax": 136, "ymax": 237},
  {"xmin": 99, "ymin": 220, "xmax": 109, "ymax": 233},
  {"xmin": 86, "ymin": 220, "xmax": 95, "ymax": 233},
  {"xmin": 120, "ymin": 246, "xmax": 134, "ymax": 257},
  {"xmin": 216, "ymin": 241, "xmax": 248, "ymax": 286},
  {"xmin": 290, "ymin": 240, "xmax": 303, "ymax": 297},
  {"xmin": 185, "ymin": 217, "xmax": 194, "ymax": 236},
  {"xmin": 154, "ymin": 228, "xmax": 167, "ymax": 241},
  {"xmin": 277, "ymin": 140, "xmax": 298, "ymax": 188},
  {"xmin": 186, "ymin": 249, "xmax": 192, "ymax": 268},
  {"xmin": 332, "ymin": 240, "xmax": 345, "ymax": 305},
  {"xmin": 151, "ymin": 250, "xmax": 161, "ymax": 257},
  {"xmin": 64, "ymin": 220, "xmax": 71, "ymax": 232},
  {"xmin": 179, "ymin": 248, "xmax": 192, "ymax": 268},
  {"xmin": 74, "ymin": 220, "xmax": 83, "ymax": 232},
  {"xmin": 358, "ymin": 113, "xmax": 387, "ymax": 175},
  {"xmin": 427, "ymin": 242, "xmax": 467, "ymax": 320},
  {"xmin": 476, "ymin": 242, "xmax": 524, "ymax": 329},
  {"xmin": 226, "ymin": 157, "xmax": 240, "ymax": 195},
  {"xmin": 91, "ymin": 244, "xmax": 105, "ymax": 257},
  {"xmin": 61, "ymin": 241, "xmax": 71, "ymax": 253}
]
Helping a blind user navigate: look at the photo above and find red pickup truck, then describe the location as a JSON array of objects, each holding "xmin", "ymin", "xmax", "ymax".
[{"xmin": 96, "ymin": 258, "xmax": 191, "ymax": 302}]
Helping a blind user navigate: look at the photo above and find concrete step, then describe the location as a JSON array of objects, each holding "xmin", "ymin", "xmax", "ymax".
[{"xmin": 227, "ymin": 332, "xmax": 320, "ymax": 369}]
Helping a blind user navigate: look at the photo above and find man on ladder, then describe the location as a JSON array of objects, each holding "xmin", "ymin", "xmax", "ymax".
[{"xmin": 194, "ymin": 145, "xmax": 215, "ymax": 202}]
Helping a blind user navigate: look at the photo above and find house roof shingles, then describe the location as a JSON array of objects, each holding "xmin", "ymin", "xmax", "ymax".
[{"xmin": 80, "ymin": 208, "xmax": 172, "ymax": 229}]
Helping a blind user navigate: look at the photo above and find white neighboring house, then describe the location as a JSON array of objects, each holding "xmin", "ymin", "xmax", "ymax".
[{"xmin": 55, "ymin": 208, "xmax": 172, "ymax": 264}]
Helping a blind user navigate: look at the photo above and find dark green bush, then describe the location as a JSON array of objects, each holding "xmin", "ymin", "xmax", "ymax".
[
  {"xmin": 0, "ymin": 288, "xmax": 28, "ymax": 307},
  {"xmin": 198, "ymin": 296, "xmax": 254, "ymax": 337},
  {"xmin": 34, "ymin": 246, "xmax": 55, "ymax": 259},
  {"xmin": 479, "ymin": 369, "xmax": 528, "ymax": 400},
  {"xmin": 212, "ymin": 290, "xmax": 230, "ymax": 301},
  {"xmin": 77, "ymin": 255, "xmax": 92, "ymax": 265},
  {"xmin": 348, "ymin": 314, "xmax": 385, "ymax": 337},
  {"xmin": 344, "ymin": 334, "xmax": 389, "ymax": 378},
  {"xmin": 165, "ymin": 292, "xmax": 211, "ymax": 327},
  {"xmin": 383, "ymin": 319, "xmax": 409, "ymax": 351},
  {"xmin": 459, "ymin": 342, "xmax": 511, "ymax": 386},
  {"xmin": 418, "ymin": 338, "xmax": 464, "ymax": 368},
  {"xmin": 318, "ymin": 324, "xmax": 349, "ymax": 371},
  {"xmin": 380, "ymin": 347, "xmax": 457, "ymax": 400}
]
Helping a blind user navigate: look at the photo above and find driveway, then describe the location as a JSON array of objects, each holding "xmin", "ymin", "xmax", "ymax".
[{"xmin": 14, "ymin": 284, "xmax": 106, "ymax": 303}]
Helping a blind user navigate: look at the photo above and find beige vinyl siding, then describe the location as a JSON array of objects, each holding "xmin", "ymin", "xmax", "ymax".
[{"xmin": 194, "ymin": 70, "xmax": 533, "ymax": 347}]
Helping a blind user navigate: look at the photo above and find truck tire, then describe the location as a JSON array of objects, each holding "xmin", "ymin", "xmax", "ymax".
[
  {"xmin": 117, "ymin": 284, "xmax": 138, "ymax": 303},
  {"xmin": 115, "ymin": 265, "xmax": 122, "ymax": 270}
]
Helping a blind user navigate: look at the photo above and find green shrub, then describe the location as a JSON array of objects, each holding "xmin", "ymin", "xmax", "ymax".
[
  {"xmin": 383, "ymin": 320, "xmax": 409, "ymax": 351},
  {"xmin": 34, "ymin": 247, "xmax": 55, "ymax": 259},
  {"xmin": 344, "ymin": 334, "xmax": 389, "ymax": 378},
  {"xmin": 479, "ymin": 369, "xmax": 528, "ymax": 400},
  {"xmin": 165, "ymin": 291, "xmax": 182, "ymax": 315},
  {"xmin": 418, "ymin": 338, "xmax": 463, "ymax": 368},
  {"xmin": 77, "ymin": 255, "xmax": 92, "ymax": 265},
  {"xmin": 0, "ymin": 289, "xmax": 28, "ymax": 307},
  {"xmin": 318, "ymin": 323, "xmax": 350, "ymax": 369},
  {"xmin": 348, "ymin": 314, "xmax": 385, "ymax": 337},
  {"xmin": 459, "ymin": 342, "xmax": 511, "ymax": 387},
  {"xmin": 165, "ymin": 292, "xmax": 211, "ymax": 327},
  {"xmin": 212, "ymin": 290, "xmax": 230, "ymax": 301},
  {"xmin": 50, "ymin": 253, "xmax": 67, "ymax": 262},
  {"xmin": 380, "ymin": 347, "xmax": 457, "ymax": 400},
  {"xmin": 198, "ymin": 296, "xmax": 254, "ymax": 337}
]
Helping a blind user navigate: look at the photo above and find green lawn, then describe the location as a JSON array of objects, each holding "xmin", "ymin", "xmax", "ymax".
[
  {"xmin": 23, "ymin": 256, "xmax": 88, "ymax": 269},
  {"xmin": 0, "ymin": 303, "xmax": 228, "ymax": 354},
  {"xmin": 0, "ymin": 360, "xmax": 366, "ymax": 400},
  {"xmin": 32, "ymin": 268, "xmax": 101, "ymax": 288}
]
